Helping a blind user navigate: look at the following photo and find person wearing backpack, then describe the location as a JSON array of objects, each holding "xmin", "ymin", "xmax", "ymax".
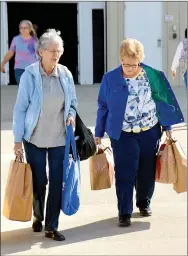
[{"xmin": 171, "ymin": 28, "xmax": 187, "ymax": 90}]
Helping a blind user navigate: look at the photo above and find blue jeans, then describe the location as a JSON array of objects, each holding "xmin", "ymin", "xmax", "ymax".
[
  {"xmin": 23, "ymin": 140, "xmax": 65, "ymax": 231},
  {"xmin": 15, "ymin": 69, "xmax": 25, "ymax": 85},
  {"xmin": 184, "ymin": 71, "xmax": 187, "ymax": 91},
  {"xmin": 110, "ymin": 123, "xmax": 162, "ymax": 215}
]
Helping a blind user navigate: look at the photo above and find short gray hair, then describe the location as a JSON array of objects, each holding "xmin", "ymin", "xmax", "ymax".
[{"xmin": 37, "ymin": 29, "xmax": 64, "ymax": 51}]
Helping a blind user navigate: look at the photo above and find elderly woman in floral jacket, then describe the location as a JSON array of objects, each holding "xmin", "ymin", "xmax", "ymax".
[{"xmin": 95, "ymin": 38, "xmax": 184, "ymax": 227}]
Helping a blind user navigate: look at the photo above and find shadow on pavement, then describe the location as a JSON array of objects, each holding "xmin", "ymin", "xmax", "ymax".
[{"xmin": 2, "ymin": 217, "xmax": 150, "ymax": 255}]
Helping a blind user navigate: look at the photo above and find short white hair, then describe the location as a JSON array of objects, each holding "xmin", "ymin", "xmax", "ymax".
[{"xmin": 37, "ymin": 29, "xmax": 64, "ymax": 51}]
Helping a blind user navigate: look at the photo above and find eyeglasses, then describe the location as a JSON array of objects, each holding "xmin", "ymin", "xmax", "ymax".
[
  {"xmin": 123, "ymin": 63, "xmax": 140, "ymax": 69},
  {"xmin": 45, "ymin": 49, "xmax": 63, "ymax": 55},
  {"xmin": 20, "ymin": 26, "xmax": 29, "ymax": 30}
]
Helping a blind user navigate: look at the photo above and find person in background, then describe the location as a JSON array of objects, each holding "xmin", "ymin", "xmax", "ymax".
[
  {"xmin": 171, "ymin": 28, "xmax": 187, "ymax": 90},
  {"xmin": 13, "ymin": 29, "xmax": 77, "ymax": 241},
  {"xmin": 0, "ymin": 20, "xmax": 38, "ymax": 85},
  {"xmin": 95, "ymin": 38, "xmax": 184, "ymax": 227}
]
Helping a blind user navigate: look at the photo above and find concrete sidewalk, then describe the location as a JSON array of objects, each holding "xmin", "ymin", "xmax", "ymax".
[
  {"xmin": 1, "ymin": 85, "xmax": 187, "ymax": 255},
  {"xmin": 1, "ymin": 85, "xmax": 187, "ymax": 129}
]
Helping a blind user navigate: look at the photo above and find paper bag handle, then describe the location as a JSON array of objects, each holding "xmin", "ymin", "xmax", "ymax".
[
  {"xmin": 14, "ymin": 153, "xmax": 24, "ymax": 163},
  {"xmin": 97, "ymin": 145, "xmax": 113, "ymax": 155},
  {"xmin": 103, "ymin": 147, "xmax": 113, "ymax": 154}
]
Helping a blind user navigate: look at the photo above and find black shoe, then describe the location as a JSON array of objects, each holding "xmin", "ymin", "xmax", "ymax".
[
  {"xmin": 139, "ymin": 207, "xmax": 152, "ymax": 217},
  {"xmin": 45, "ymin": 231, "xmax": 65, "ymax": 241},
  {"xmin": 118, "ymin": 214, "xmax": 131, "ymax": 227},
  {"xmin": 32, "ymin": 219, "xmax": 43, "ymax": 232}
]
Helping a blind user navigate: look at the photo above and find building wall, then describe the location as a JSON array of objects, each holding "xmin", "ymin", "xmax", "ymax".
[
  {"xmin": 106, "ymin": 1, "xmax": 187, "ymax": 87},
  {"xmin": 0, "ymin": 1, "xmax": 105, "ymax": 85},
  {"xmin": 106, "ymin": 2, "xmax": 124, "ymax": 71},
  {"xmin": 163, "ymin": 2, "xmax": 187, "ymax": 87},
  {"xmin": 106, "ymin": 2, "xmax": 163, "ymax": 70},
  {"xmin": 125, "ymin": 2, "xmax": 163, "ymax": 71},
  {"xmin": 1, "ymin": 1, "xmax": 187, "ymax": 86}
]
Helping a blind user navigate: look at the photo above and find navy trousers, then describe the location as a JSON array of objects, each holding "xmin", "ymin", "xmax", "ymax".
[
  {"xmin": 110, "ymin": 123, "xmax": 162, "ymax": 215},
  {"xmin": 14, "ymin": 68, "xmax": 25, "ymax": 85},
  {"xmin": 184, "ymin": 71, "xmax": 187, "ymax": 91},
  {"xmin": 23, "ymin": 140, "xmax": 65, "ymax": 231}
]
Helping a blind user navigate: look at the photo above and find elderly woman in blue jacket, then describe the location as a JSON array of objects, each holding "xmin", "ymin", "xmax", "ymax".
[
  {"xmin": 13, "ymin": 29, "xmax": 77, "ymax": 241},
  {"xmin": 95, "ymin": 38, "xmax": 184, "ymax": 227}
]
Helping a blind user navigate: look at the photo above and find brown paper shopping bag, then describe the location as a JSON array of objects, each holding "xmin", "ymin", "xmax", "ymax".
[
  {"xmin": 155, "ymin": 138, "xmax": 177, "ymax": 184},
  {"xmin": 89, "ymin": 147, "xmax": 114, "ymax": 190},
  {"xmin": 3, "ymin": 156, "xmax": 33, "ymax": 221},
  {"xmin": 172, "ymin": 139, "xmax": 187, "ymax": 193}
]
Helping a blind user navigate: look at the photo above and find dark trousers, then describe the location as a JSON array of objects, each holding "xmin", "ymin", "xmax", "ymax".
[
  {"xmin": 15, "ymin": 68, "xmax": 25, "ymax": 85},
  {"xmin": 110, "ymin": 123, "xmax": 162, "ymax": 215},
  {"xmin": 23, "ymin": 140, "xmax": 65, "ymax": 231},
  {"xmin": 184, "ymin": 71, "xmax": 187, "ymax": 91}
]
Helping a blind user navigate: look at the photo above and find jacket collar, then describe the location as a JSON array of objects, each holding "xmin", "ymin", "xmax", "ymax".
[
  {"xmin": 116, "ymin": 65, "xmax": 127, "ymax": 86},
  {"xmin": 24, "ymin": 61, "xmax": 69, "ymax": 96},
  {"xmin": 25, "ymin": 61, "xmax": 66, "ymax": 77},
  {"xmin": 39, "ymin": 62, "xmax": 59, "ymax": 77}
]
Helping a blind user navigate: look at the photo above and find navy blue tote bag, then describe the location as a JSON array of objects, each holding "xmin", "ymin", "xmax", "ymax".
[{"xmin": 61, "ymin": 125, "xmax": 80, "ymax": 216}]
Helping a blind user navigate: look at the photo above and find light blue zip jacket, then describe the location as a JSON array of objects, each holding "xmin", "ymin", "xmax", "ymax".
[{"xmin": 13, "ymin": 61, "xmax": 78, "ymax": 143}]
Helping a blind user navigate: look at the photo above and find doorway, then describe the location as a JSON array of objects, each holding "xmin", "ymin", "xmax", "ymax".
[
  {"xmin": 7, "ymin": 2, "xmax": 78, "ymax": 84},
  {"xmin": 92, "ymin": 9, "xmax": 104, "ymax": 83}
]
